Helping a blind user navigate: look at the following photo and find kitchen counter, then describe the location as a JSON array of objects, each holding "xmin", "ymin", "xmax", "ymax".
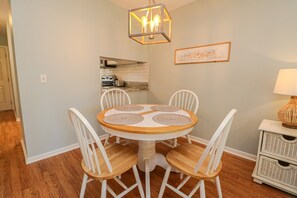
[
  {"xmin": 101, "ymin": 82, "xmax": 148, "ymax": 104},
  {"xmin": 101, "ymin": 81, "xmax": 148, "ymax": 92},
  {"xmin": 102, "ymin": 86, "xmax": 148, "ymax": 92}
]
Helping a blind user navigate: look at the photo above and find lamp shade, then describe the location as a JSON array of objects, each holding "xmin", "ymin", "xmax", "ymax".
[
  {"xmin": 128, "ymin": 3, "xmax": 172, "ymax": 45},
  {"xmin": 273, "ymin": 69, "xmax": 297, "ymax": 129},
  {"xmin": 273, "ymin": 69, "xmax": 297, "ymax": 96}
]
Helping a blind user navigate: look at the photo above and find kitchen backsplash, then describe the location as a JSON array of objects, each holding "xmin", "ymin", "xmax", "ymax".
[{"xmin": 100, "ymin": 63, "xmax": 149, "ymax": 82}]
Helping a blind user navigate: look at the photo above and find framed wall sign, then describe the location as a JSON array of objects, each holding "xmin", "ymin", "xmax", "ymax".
[{"xmin": 174, "ymin": 42, "xmax": 231, "ymax": 65}]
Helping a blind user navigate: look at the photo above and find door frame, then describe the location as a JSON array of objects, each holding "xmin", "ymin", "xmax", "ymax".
[{"xmin": 0, "ymin": 45, "xmax": 14, "ymax": 111}]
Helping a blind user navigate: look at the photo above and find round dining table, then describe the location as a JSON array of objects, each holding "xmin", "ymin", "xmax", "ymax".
[{"xmin": 97, "ymin": 104, "xmax": 198, "ymax": 198}]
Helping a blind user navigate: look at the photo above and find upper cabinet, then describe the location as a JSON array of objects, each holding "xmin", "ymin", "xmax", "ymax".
[{"xmin": 100, "ymin": 56, "xmax": 145, "ymax": 68}]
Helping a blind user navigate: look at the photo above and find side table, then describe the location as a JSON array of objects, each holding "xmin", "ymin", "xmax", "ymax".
[{"xmin": 252, "ymin": 119, "xmax": 297, "ymax": 196}]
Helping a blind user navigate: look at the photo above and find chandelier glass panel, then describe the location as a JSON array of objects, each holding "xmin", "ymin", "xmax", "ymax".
[{"xmin": 128, "ymin": 3, "xmax": 172, "ymax": 45}]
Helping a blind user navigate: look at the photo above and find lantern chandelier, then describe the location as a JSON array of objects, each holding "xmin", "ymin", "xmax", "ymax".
[{"xmin": 128, "ymin": 0, "xmax": 172, "ymax": 45}]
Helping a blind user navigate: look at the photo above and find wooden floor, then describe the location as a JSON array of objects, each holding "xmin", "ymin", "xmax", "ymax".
[{"xmin": 0, "ymin": 110, "xmax": 293, "ymax": 197}]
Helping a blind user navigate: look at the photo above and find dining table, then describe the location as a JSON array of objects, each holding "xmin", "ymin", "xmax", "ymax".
[{"xmin": 97, "ymin": 104, "xmax": 198, "ymax": 198}]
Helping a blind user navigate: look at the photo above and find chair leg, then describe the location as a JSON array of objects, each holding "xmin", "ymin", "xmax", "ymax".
[
  {"xmin": 186, "ymin": 134, "xmax": 192, "ymax": 143},
  {"xmin": 173, "ymin": 138, "xmax": 178, "ymax": 147},
  {"xmin": 132, "ymin": 165, "xmax": 145, "ymax": 198},
  {"xmin": 80, "ymin": 173, "xmax": 88, "ymax": 198},
  {"xmin": 104, "ymin": 134, "xmax": 110, "ymax": 146},
  {"xmin": 179, "ymin": 173, "xmax": 184, "ymax": 180},
  {"xmin": 101, "ymin": 180, "xmax": 107, "ymax": 198},
  {"xmin": 215, "ymin": 176, "xmax": 223, "ymax": 198},
  {"xmin": 199, "ymin": 180, "xmax": 206, "ymax": 198},
  {"xmin": 158, "ymin": 165, "xmax": 172, "ymax": 198},
  {"xmin": 145, "ymin": 159, "xmax": 151, "ymax": 198}
]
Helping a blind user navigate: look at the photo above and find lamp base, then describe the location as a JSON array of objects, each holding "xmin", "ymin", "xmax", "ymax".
[
  {"xmin": 282, "ymin": 123, "xmax": 297, "ymax": 129},
  {"xmin": 278, "ymin": 96, "xmax": 297, "ymax": 129}
]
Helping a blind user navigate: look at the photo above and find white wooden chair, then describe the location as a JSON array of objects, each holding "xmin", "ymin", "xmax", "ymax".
[
  {"xmin": 100, "ymin": 88, "xmax": 131, "ymax": 145},
  {"xmin": 158, "ymin": 109, "xmax": 237, "ymax": 198},
  {"xmin": 162, "ymin": 89, "xmax": 199, "ymax": 148},
  {"xmin": 68, "ymin": 108, "xmax": 144, "ymax": 198}
]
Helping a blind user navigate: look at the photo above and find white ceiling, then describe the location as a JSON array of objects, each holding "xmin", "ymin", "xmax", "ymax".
[{"xmin": 108, "ymin": 0, "xmax": 196, "ymax": 11}]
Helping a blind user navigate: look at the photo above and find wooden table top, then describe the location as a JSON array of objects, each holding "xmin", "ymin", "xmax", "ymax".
[{"xmin": 97, "ymin": 104, "xmax": 198, "ymax": 135}]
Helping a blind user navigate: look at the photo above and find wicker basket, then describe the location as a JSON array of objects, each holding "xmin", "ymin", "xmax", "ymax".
[
  {"xmin": 262, "ymin": 132, "xmax": 297, "ymax": 163},
  {"xmin": 258, "ymin": 155, "xmax": 297, "ymax": 189}
]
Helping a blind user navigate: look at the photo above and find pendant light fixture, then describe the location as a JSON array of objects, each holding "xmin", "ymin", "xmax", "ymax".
[{"xmin": 128, "ymin": 0, "xmax": 172, "ymax": 45}]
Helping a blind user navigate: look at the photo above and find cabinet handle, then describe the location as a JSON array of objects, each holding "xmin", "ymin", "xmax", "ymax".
[
  {"xmin": 276, "ymin": 160, "xmax": 291, "ymax": 169},
  {"xmin": 279, "ymin": 135, "xmax": 297, "ymax": 143},
  {"xmin": 277, "ymin": 160, "xmax": 290, "ymax": 167}
]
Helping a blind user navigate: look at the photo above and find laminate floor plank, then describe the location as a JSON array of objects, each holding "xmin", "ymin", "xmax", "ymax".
[{"xmin": 0, "ymin": 110, "xmax": 293, "ymax": 198}]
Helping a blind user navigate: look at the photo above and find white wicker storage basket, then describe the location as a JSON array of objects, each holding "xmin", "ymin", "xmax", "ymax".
[
  {"xmin": 262, "ymin": 132, "xmax": 297, "ymax": 163},
  {"xmin": 258, "ymin": 155, "xmax": 297, "ymax": 189}
]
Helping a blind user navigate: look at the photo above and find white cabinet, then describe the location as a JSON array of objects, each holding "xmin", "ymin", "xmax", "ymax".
[{"xmin": 252, "ymin": 119, "xmax": 297, "ymax": 196}]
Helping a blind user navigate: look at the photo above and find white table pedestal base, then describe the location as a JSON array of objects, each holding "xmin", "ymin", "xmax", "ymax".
[
  {"xmin": 137, "ymin": 141, "xmax": 168, "ymax": 171},
  {"xmin": 137, "ymin": 141, "xmax": 168, "ymax": 198}
]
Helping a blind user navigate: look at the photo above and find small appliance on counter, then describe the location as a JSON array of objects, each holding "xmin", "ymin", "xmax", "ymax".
[
  {"xmin": 115, "ymin": 79, "xmax": 125, "ymax": 87},
  {"xmin": 101, "ymin": 75, "xmax": 116, "ymax": 87}
]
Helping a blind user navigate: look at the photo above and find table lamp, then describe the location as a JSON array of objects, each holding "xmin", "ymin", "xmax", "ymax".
[{"xmin": 273, "ymin": 69, "xmax": 297, "ymax": 129}]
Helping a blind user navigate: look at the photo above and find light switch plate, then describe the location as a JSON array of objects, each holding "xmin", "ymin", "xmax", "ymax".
[{"xmin": 40, "ymin": 74, "xmax": 47, "ymax": 83}]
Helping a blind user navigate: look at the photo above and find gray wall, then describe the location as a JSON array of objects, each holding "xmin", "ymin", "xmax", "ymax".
[
  {"xmin": 10, "ymin": 0, "xmax": 297, "ymax": 159},
  {"xmin": 10, "ymin": 0, "xmax": 147, "ymax": 158},
  {"xmin": 148, "ymin": 0, "xmax": 297, "ymax": 155}
]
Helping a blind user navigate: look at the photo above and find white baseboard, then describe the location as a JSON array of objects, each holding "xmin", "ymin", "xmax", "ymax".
[
  {"xmin": 13, "ymin": 110, "xmax": 21, "ymax": 122},
  {"xmin": 24, "ymin": 133, "xmax": 256, "ymax": 164},
  {"xmin": 26, "ymin": 134, "xmax": 109, "ymax": 164},
  {"xmin": 27, "ymin": 143, "xmax": 79, "ymax": 164},
  {"xmin": 188, "ymin": 135, "xmax": 257, "ymax": 161},
  {"xmin": 21, "ymin": 139, "xmax": 28, "ymax": 164}
]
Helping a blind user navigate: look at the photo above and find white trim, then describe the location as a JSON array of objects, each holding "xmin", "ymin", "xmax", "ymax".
[
  {"xmin": 27, "ymin": 143, "xmax": 79, "ymax": 164},
  {"xmin": 24, "ymin": 133, "xmax": 256, "ymax": 164},
  {"xmin": 188, "ymin": 135, "xmax": 257, "ymax": 161},
  {"xmin": 15, "ymin": 110, "xmax": 21, "ymax": 122},
  {"xmin": 0, "ymin": 46, "xmax": 13, "ymax": 111},
  {"xmin": 26, "ymin": 134, "xmax": 109, "ymax": 164},
  {"xmin": 21, "ymin": 138, "xmax": 28, "ymax": 164}
]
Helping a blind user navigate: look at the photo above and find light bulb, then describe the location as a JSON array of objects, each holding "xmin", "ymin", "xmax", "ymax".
[
  {"xmin": 150, "ymin": 18, "xmax": 155, "ymax": 32},
  {"xmin": 153, "ymin": 15, "xmax": 160, "ymax": 31},
  {"xmin": 141, "ymin": 16, "xmax": 148, "ymax": 33}
]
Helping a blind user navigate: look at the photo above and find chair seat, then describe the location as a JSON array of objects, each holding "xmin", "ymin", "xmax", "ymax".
[
  {"xmin": 82, "ymin": 143, "xmax": 138, "ymax": 180},
  {"xmin": 166, "ymin": 143, "xmax": 222, "ymax": 180}
]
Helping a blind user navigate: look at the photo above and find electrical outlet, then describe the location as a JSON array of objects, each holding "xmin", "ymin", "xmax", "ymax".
[{"xmin": 40, "ymin": 74, "xmax": 47, "ymax": 83}]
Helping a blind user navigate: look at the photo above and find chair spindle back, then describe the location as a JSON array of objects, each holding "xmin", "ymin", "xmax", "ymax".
[
  {"xmin": 100, "ymin": 88, "xmax": 131, "ymax": 110},
  {"xmin": 68, "ymin": 108, "xmax": 113, "ymax": 175},
  {"xmin": 194, "ymin": 109, "xmax": 237, "ymax": 175},
  {"xmin": 169, "ymin": 90, "xmax": 199, "ymax": 114}
]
